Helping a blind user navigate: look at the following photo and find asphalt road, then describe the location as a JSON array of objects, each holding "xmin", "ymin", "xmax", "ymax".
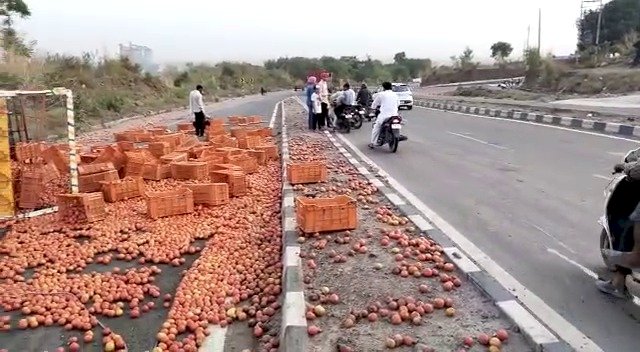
[{"xmin": 329, "ymin": 103, "xmax": 640, "ymax": 351}]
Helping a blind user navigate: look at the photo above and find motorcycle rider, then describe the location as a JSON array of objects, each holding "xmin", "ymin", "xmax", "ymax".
[
  {"xmin": 368, "ymin": 81, "xmax": 399, "ymax": 149},
  {"xmin": 597, "ymin": 160, "xmax": 640, "ymax": 299},
  {"xmin": 357, "ymin": 83, "xmax": 372, "ymax": 108},
  {"xmin": 334, "ymin": 83, "xmax": 356, "ymax": 126}
]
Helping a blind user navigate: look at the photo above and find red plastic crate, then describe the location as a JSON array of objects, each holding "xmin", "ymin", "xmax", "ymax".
[
  {"xmin": 18, "ymin": 171, "xmax": 42, "ymax": 209},
  {"xmin": 160, "ymin": 152, "xmax": 188, "ymax": 164},
  {"xmin": 228, "ymin": 154, "xmax": 258, "ymax": 174},
  {"xmin": 100, "ymin": 177, "xmax": 145, "ymax": 202},
  {"xmin": 170, "ymin": 161, "xmax": 209, "ymax": 180},
  {"xmin": 145, "ymin": 187, "xmax": 194, "ymax": 219},
  {"xmin": 287, "ymin": 162, "xmax": 327, "ymax": 184},
  {"xmin": 210, "ymin": 170, "xmax": 247, "ymax": 197},
  {"xmin": 295, "ymin": 195, "xmax": 357, "ymax": 233},
  {"xmin": 78, "ymin": 162, "xmax": 115, "ymax": 176},
  {"xmin": 57, "ymin": 192, "xmax": 107, "ymax": 223},
  {"xmin": 142, "ymin": 163, "xmax": 172, "ymax": 181},
  {"xmin": 79, "ymin": 169, "xmax": 120, "ymax": 193},
  {"xmin": 184, "ymin": 183, "xmax": 229, "ymax": 206}
]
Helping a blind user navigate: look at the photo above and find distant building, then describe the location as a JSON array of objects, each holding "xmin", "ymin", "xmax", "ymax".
[{"xmin": 119, "ymin": 42, "xmax": 158, "ymax": 74}]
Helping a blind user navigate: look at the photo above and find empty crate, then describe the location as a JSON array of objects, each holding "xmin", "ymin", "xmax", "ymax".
[
  {"xmin": 287, "ymin": 162, "xmax": 327, "ymax": 184},
  {"xmin": 296, "ymin": 195, "xmax": 357, "ymax": 233}
]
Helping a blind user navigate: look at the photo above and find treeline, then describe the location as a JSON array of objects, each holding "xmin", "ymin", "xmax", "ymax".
[
  {"xmin": 264, "ymin": 52, "xmax": 432, "ymax": 84},
  {"xmin": 578, "ymin": 0, "xmax": 640, "ymax": 56}
]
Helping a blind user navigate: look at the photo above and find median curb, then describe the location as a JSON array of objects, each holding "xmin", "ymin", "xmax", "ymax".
[
  {"xmin": 278, "ymin": 98, "xmax": 308, "ymax": 352},
  {"xmin": 290, "ymin": 96, "xmax": 573, "ymax": 352},
  {"xmin": 414, "ymin": 98, "xmax": 640, "ymax": 139}
]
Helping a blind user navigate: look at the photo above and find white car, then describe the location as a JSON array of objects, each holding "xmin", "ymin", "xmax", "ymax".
[{"xmin": 373, "ymin": 83, "xmax": 414, "ymax": 110}]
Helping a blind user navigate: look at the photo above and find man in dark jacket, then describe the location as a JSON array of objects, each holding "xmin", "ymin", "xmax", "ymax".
[{"xmin": 356, "ymin": 83, "xmax": 372, "ymax": 107}]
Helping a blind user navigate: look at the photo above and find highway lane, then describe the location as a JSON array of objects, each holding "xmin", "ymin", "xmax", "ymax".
[{"xmin": 335, "ymin": 105, "xmax": 640, "ymax": 351}]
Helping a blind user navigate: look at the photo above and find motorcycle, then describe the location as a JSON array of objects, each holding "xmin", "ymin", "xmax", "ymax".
[
  {"xmin": 335, "ymin": 106, "xmax": 363, "ymax": 133},
  {"xmin": 373, "ymin": 111, "xmax": 403, "ymax": 153},
  {"xmin": 599, "ymin": 147, "xmax": 640, "ymax": 298}
]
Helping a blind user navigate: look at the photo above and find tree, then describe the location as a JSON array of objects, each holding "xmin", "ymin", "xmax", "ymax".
[
  {"xmin": 0, "ymin": 0, "xmax": 32, "ymax": 57},
  {"xmin": 490, "ymin": 41, "xmax": 513, "ymax": 65},
  {"xmin": 577, "ymin": 0, "xmax": 640, "ymax": 51},
  {"xmin": 456, "ymin": 47, "xmax": 476, "ymax": 70},
  {"xmin": 393, "ymin": 52, "xmax": 407, "ymax": 64}
]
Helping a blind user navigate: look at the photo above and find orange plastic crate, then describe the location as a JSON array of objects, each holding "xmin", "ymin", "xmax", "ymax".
[
  {"xmin": 116, "ymin": 141, "xmax": 135, "ymax": 152},
  {"xmin": 57, "ymin": 193, "xmax": 107, "ymax": 223},
  {"xmin": 79, "ymin": 169, "xmax": 120, "ymax": 193},
  {"xmin": 228, "ymin": 154, "xmax": 258, "ymax": 174},
  {"xmin": 160, "ymin": 152, "xmax": 188, "ymax": 164},
  {"xmin": 170, "ymin": 161, "xmax": 209, "ymax": 180},
  {"xmin": 210, "ymin": 170, "xmax": 247, "ymax": 197},
  {"xmin": 287, "ymin": 162, "xmax": 327, "ymax": 184},
  {"xmin": 18, "ymin": 172, "xmax": 42, "ymax": 209},
  {"xmin": 78, "ymin": 162, "xmax": 115, "ymax": 176},
  {"xmin": 152, "ymin": 133, "xmax": 183, "ymax": 148},
  {"xmin": 248, "ymin": 150, "xmax": 266, "ymax": 165},
  {"xmin": 143, "ymin": 163, "xmax": 172, "ymax": 181},
  {"xmin": 42, "ymin": 146, "xmax": 68, "ymax": 174},
  {"xmin": 295, "ymin": 195, "xmax": 357, "ymax": 233},
  {"xmin": 210, "ymin": 164, "xmax": 243, "ymax": 172},
  {"xmin": 149, "ymin": 142, "xmax": 173, "ymax": 158},
  {"xmin": 145, "ymin": 187, "xmax": 194, "ymax": 219},
  {"xmin": 184, "ymin": 183, "xmax": 229, "ymax": 206},
  {"xmin": 177, "ymin": 122, "xmax": 194, "ymax": 132},
  {"xmin": 100, "ymin": 177, "xmax": 145, "ymax": 202},
  {"xmin": 255, "ymin": 144, "xmax": 278, "ymax": 160},
  {"xmin": 41, "ymin": 163, "xmax": 60, "ymax": 184}
]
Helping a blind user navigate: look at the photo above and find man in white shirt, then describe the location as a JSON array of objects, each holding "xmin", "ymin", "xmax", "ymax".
[
  {"xmin": 369, "ymin": 81, "xmax": 399, "ymax": 148},
  {"xmin": 334, "ymin": 83, "xmax": 356, "ymax": 126},
  {"xmin": 317, "ymin": 73, "xmax": 331, "ymax": 128},
  {"xmin": 189, "ymin": 85, "xmax": 207, "ymax": 137}
]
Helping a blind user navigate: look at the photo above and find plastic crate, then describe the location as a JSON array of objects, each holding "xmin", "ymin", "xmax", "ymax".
[
  {"xmin": 210, "ymin": 164, "xmax": 243, "ymax": 172},
  {"xmin": 255, "ymin": 144, "xmax": 278, "ymax": 160},
  {"xmin": 177, "ymin": 122, "xmax": 194, "ymax": 132},
  {"xmin": 210, "ymin": 170, "xmax": 247, "ymax": 197},
  {"xmin": 228, "ymin": 154, "xmax": 258, "ymax": 174},
  {"xmin": 152, "ymin": 133, "xmax": 182, "ymax": 148},
  {"xmin": 116, "ymin": 141, "xmax": 135, "ymax": 152},
  {"xmin": 287, "ymin": 162, "xmax": 327, "ymax": 184},
  {"xmin": 145, "ymin": 187, "xmax": 194, "ymax": 219},
  {"xmin": 80, "ymin": 153, "xmax": 98, "ymax": 164},
  {"xmin": 160, "ymin": 152, "xmax": 188, "ymax": 164},
  {"xmin": 100, "ymin": 177, "xmax": 145, "ymax": 203},
  {"xmin": 142, "ymin": 163, "xmax": 172, "ymax": 181},
  {"xmin": 184, "ymin": 183, "xmax": 229, "ymax": 206},
  {"xmin": 78, "ymin": 162, "xmax": 115, "ymax": 176},
  {"xmin": 215, "ymin": 147, "xmax": 245, "ymax": 158},
  {"xmin": 18, "ymin": 171, "xmax": 42, "ymax": 209},
  {"xmin": 42, "ymin": 146, "xmax": 68, "ymax": 174},
  {"xmin": 14, "ymin": 142, "xmax": 43, "ymax": 162},
  {"xmin": 79, "ymin": 169, "xmax": 120, "ymax": 193},
  {"xmin": 57, "ymin": 192, "xmax": 107, "ymax": 223},
  {"xmin": 149, "ymin": 142, "xmax": 173, "ymax": 158},
  {"xmin": 41, "ymin": 162, "xmax": 60, "ymax": 184},
  {"xmin": 248, "ymin": 150, "xmax": 267, "ymax": 165},
  {"xmin": 170, "ymin": 161, "xmax": 209, "ymax": 180},
  {"xmin": 296, "ymin": 195, "xmax": 357, "ymax": 233},
  {"xmin": 114, "ymin": 132, "xmax": 136, "ymax": 142}
]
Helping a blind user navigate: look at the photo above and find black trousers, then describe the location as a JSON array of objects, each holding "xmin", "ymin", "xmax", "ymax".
[
  {"xmin": 321, "ymin": 102, "xmax": 331, "ymax": 127},
  {"xmin": 194, "ymin": 111, "xmax": 205, "ymax": 137}
]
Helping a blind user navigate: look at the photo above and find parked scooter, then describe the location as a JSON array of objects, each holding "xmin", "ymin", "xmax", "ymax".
[
  {"xmin": 599, "ymin": 147, "xmax": 640, "ymax": 298},
  {"xmin": 334, "ymin": 105, "xmax": 363, "ymax": 133}
]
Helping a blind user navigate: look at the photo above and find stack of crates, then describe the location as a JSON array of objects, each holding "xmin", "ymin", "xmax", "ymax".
[{"xmin": 0, "ymin": 99, "xmax": 12, "ymax": 217}]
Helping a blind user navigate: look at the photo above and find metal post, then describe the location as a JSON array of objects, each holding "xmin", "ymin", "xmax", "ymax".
[
  {"xmin": 595, "ymin": 0, "xmax": 603, "ymax": 48},
  {"xmin": 64, "ymin": 90, "xmax": 79, "ymax": 194},
  {"xmin": 538, "ymin": 8, "xmax": 542, "ymax": 55}
]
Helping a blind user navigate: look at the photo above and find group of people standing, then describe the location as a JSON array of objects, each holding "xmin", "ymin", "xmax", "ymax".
[{"xmin": 305, "ymin": 73, "xmax": 331, "ymax": 130}]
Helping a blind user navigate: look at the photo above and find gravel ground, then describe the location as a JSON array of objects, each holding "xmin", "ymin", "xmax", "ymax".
[{"xmin": 282, "ymin": 101, "xmax": 533, "ymax": 352}]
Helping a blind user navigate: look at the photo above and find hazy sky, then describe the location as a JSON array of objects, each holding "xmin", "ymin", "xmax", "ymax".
[{"xmin": 15, "ymin": 0, "xmax": 602, "ymax": 65}]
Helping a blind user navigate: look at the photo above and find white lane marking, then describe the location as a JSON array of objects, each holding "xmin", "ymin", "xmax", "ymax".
[
  {"xmin": 526, "ymin": 222, "xmax": 577, "ymax": 254},
  {"xmin": 548, "ymin": 248, "xmax": 640, "ymax": 308},
  {"xmin": 547, "ymin": 248, "xmax": 598, "ymax": 279},
  {"xmin": 331, "ymin": 130, "xmax": 602, "ymax": 351},
  {"xmin": 200, "ymin": 325, "xmax": 228, "ymax": 352},
  {"xmin": 608, "ymin": 151, "xmax": 626, "ymax": 157},
  {"xmin": 593, "ymin": 174, "xmax": 611, "ymax": 181},
  {"xmin": 416, "ymin": 106, "xmax": 640, "ymax": 144},
  {"xmin": 269, "ymin": 101, "xmax": 280, "ymax": 129},
  {"xmin": 447, "ymin": 131, "xmax": 510, "ymax": 150}
]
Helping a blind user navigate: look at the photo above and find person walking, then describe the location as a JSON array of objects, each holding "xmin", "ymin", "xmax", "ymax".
[{"xmin": 189, "ymin": 84, "xmax": 207, "ymax": 137}]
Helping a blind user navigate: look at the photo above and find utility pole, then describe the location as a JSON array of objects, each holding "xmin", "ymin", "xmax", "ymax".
[
  {"xmin": 595, "ymin": 0, "xmax": 603, "ymax": 49},
  {"xmin": 537, "ymin": 8, "xmax": 542, "ymax": 55}
]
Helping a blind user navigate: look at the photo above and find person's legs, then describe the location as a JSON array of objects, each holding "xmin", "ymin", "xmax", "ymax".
[
  {"xmin": 311, "ymin": 113, "xmax": 319, "ymax": 130},
  {"xmin": 370, "ymin": 117, "xmax": 385, "ymax": 145},
  {"xmin": 321, "ymin": 102, "xmax": 331, "ymax": 128},
  {"xmin": 195, "ymin": 112, "xmax": 205, "ymax": 137},
  {"xmin": 308, "ymin": 103, "xmax": 314, "ymax": 129}
]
